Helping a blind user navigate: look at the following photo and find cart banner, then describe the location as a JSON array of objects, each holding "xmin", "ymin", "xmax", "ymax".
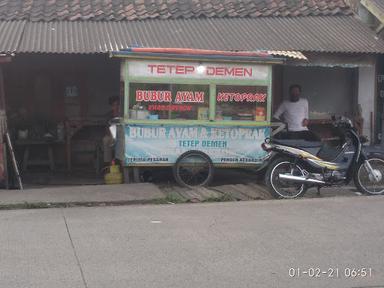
[
  {"xmin": 127, "ymin": 60, "xmax": 269, "ymax": 81},
  {"xmin": 123, "ymin": 124, "xmax": 270, "ymax": 165}
]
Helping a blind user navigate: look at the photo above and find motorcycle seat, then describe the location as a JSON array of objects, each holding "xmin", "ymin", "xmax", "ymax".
[
  {"xmin": 272, "ymin": 138, "xmax": 322, "ymax": 148},
  {"xmin": 271, "ymin": 139, "xmax": 323, "ymax": 157}
]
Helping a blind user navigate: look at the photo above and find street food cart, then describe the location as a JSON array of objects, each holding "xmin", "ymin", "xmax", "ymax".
[{"xmin": 111, "ymin": 48, "xmax": 282, "ymax": 187}]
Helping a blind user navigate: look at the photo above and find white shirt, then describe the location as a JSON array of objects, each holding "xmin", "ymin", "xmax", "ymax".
[{"xmin": 274, "ymin": 98, "xmax": 309, "ymax": 131}]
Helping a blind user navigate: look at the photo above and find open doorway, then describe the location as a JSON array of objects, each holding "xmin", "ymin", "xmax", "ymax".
[{"xmin": 3, "ymin": 54, "xmax": 120, "ymax": 188}]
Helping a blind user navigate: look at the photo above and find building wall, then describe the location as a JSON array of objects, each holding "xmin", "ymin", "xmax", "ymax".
[
  {"xmin": 281, "ymin": 66, "xmax": 356, "ymax": 119},
  {"xmin": 0, "ymin": 64, "xmax": 7, "ymax": 185},
  {"xmin": 376, "ymin": 55, "xmax": 384, "ymax": 144},
  {"xmin": 4, "ymin": 54, "xmax": 120, "ymax": 120},
  {"xmin": 358, "ymin": 65, "xmax": 376, "ymax": 140}
]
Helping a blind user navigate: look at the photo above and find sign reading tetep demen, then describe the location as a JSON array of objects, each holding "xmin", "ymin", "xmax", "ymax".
[{"xmin": 127, "ymin": 60, "xmax": 269, "ymax": 81}]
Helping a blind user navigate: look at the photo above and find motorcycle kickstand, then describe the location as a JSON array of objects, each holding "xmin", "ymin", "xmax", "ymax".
[{"xmin": 316, "ymin": 186, "xmax": 321, "ymax": 197}]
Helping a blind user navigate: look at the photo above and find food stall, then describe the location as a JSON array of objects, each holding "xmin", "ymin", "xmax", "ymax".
[{"xmin": 111, "ymin": 48, "xmax": 282, "ymax": 187}]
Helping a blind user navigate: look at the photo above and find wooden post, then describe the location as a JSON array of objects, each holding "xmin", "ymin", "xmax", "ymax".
[
  {"xmin": 133, "ymin": 167, "xmax": 140, "ymax": 183},
  {"xmin": 65, "ymin": 121, "xmax": 72, "ymax": 172},
  {"xmin": 0, "ymin": 63, "xmax": 9, "ymax": 187},
  {"xmin": 5, "ymin": 132, "xmax": 23, "ymax": 190},
  {"xmin": 0, "ymin": 66, "xmax": 7, "ymax": 134},
  {"xmin": 123, "ymin": 167, "xmax": 131, "ymax": 184}
]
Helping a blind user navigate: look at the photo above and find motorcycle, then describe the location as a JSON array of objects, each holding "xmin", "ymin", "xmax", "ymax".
[{"xmin": 261, "ymin": 117, "xmax": 384, "ymax": 199}]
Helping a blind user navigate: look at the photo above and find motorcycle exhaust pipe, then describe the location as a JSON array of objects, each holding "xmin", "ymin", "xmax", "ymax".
[{"xmin": 278, "ymin": 174, "xmax": 325, "ymax": 184}]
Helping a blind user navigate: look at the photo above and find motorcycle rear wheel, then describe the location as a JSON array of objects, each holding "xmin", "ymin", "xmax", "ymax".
[
  {"xmin": 355, "ymin": 157, "xmax": 384, "ymax": 195},
  {"xmin": 265, "ymin": 158, "xmax": 307, "ymax": 199}
]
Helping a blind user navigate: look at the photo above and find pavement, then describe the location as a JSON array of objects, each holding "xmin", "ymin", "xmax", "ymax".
[
  {"xmin": 1, "ymin": 196, "xmax": 383, "ymax": 288},
  {"xmin": 0, "ymin": 181, "xmax": 362, "ymax": 209},
  {"xmin": 0, "ymin": 183, "xmax": 166, "ymax": 207},
  {"xmin": 0, "ymin": 167, "xmax": 363, "ymax": 208}
]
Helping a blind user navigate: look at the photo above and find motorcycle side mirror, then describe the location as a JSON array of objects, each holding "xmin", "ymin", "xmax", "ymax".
[{"xmin": 360, "ymin": 135, "xmax": 369, "ymax": 144}]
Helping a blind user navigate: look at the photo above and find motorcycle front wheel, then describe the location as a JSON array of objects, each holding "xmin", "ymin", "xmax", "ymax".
[
  {"xmin": 265, "ymin": 158, "xmax": 307, "ymax": 199},
  {"xmin": 355, "ymin": 157, "xmax": 384, "ymax": 195}
]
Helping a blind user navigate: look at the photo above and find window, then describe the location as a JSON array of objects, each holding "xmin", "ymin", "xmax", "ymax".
[
  {"xmin": 216, "ymin": 85, "xmax": 268, "ymax": 121},
  {"xmin": 129, "ymin": 83, "xmax": 209, "ymax": 120}
]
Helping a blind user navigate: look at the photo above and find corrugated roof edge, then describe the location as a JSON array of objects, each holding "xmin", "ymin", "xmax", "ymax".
[
  {"xmin": 0, "ymin": 20, "xmax": 26, "ymax": 54},
  {"xmin": 110, "ymin": 50, "xmax": 284, "ymax": 64},
  {"xmin": 3, "ymin": 16, "xmax": 384, "ymax": 55}
]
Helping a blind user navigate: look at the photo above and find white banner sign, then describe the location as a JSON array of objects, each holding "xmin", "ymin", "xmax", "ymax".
[
  {"xmin": 127, "ymin": 60, "xmax": 269, "ymax": 81},
  {"xmin": 124, "ymin": 124, "xmax": 270, "ymax": 165}
]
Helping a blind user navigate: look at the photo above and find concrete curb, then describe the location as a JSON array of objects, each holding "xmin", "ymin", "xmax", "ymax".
[
  {"xmin": 0, "ymin": 183, "xmax": 167, "ymax": 210},
  {"xmin": 0, "ymin": 199, "xmax": 170, "ymax": 210}
]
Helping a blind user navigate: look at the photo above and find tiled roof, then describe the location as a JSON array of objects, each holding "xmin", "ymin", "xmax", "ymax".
[
  {"xmin": 4, "ymin": 16, "xmax": 383, "ymax": 54},
  {"xmin": 0, "ymin": 0, "xmax": 353, "ymax": 22}
]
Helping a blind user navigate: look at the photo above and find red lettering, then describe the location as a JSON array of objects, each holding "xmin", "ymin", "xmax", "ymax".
[
  {"xmin": 216, "ymin": 92, "xmax": 266, "ymax": 102},
  {"xmin": 134, "ymin": 90, "xmax": 172, "ymax": 102},
  {"xmin": 157, "ymin": 65, "xmax": 166, "ymax": 74},
  {"xmin": 136, "ymin": 90, "xmax": 143, "ymax": 101},
  {"xmin": 234, "ymin": 68, "xmax": 243, "ymax": 77},
  {"xmin": 175, "ymin": 91, "xmax": 182, "ymax": 103},
  {"xmin": 149, "ymin": 91, "xmax": 156, "ymax": 101},
  {"xmin": 244, "ymin": 68, "xmax": 252, "ymax": 77},
  {"xmin": 225, "ymin": 67, "xmax": 234, "ymax": 76},
  {"xmin": 206, "ymin": 67, "xmax": 215, "ymax": 75},
  {"xmin": 165, "ymin": 91, "xmax": 172, "ymax": 102},
  {"xmin": 148, "ymin": 64, "xmax": 156, "ymax": 74},
  {"xmin": 185, "ymin": 66, "xmax": 195, "ymax": 74},
  {"xmin": 147, "ymin": 64, "xmax": 198, "ymax": 75},
  {"xmin": 194, "ymin": 92, "xmax": 204, "ymax": 103},
  {"xmin": 175, "ymin": 65, "xmax": 184, "ymax": 74},
  {"xmin": 146, "ymin": 104, "xmax": 194, "ymax": 111},
  {"xmin": 216, "ymin": 67, "xmax": 224, "ymax": 76},
  {"xmin": 148, "ymin": 64, "xmax": 253, "ymax": 78},
  {"xmin": 166, "ymin": 65, "xmax": 175, "ymax": 73},
  {"xmin": 185, "ymin": 92, "xmax": 193, "ymax": 102},
  {"xmin": 256, "ymin": 93, "xmax": 266, "ymax": 102}
]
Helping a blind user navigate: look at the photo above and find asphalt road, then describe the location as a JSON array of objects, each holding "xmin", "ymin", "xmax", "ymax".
[{"xmin": 1, "ymin": 196, "xmax": 384, "ymax": 288}]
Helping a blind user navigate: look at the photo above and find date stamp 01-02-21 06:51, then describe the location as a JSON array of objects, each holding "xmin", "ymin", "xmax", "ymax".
[{"xmin": 288, "ymin": 267, "xmax": 374, "ymax": 279}]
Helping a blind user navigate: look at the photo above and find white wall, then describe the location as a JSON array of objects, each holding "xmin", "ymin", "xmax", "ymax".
[{"xmin": 358, "ymin": 66, "xmax": 376, "ymax": 140}]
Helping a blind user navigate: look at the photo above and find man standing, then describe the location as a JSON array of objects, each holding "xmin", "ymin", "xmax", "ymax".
[{"xmin": 274, "ymin": 84, "xmax": 311, "ymax": 139}]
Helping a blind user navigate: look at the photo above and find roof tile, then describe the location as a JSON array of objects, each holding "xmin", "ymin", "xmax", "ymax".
[{"xmin": 0, "ymin": 0, "xmax": 353, "ymax": 21}]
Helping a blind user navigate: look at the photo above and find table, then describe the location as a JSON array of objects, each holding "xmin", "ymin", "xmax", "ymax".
[
  {"xmin": 65, "ymin": 119, "xmax": 106, "ymax": 172},
  {"xmin": 15, "ymin": 140, "xmax": 64, "ymax": 172}
]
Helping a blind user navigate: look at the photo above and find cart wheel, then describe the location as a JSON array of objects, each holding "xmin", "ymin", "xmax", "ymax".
[{"xmin": 173, "ymin": 151, "xmax": 214, "ymax": 188}]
